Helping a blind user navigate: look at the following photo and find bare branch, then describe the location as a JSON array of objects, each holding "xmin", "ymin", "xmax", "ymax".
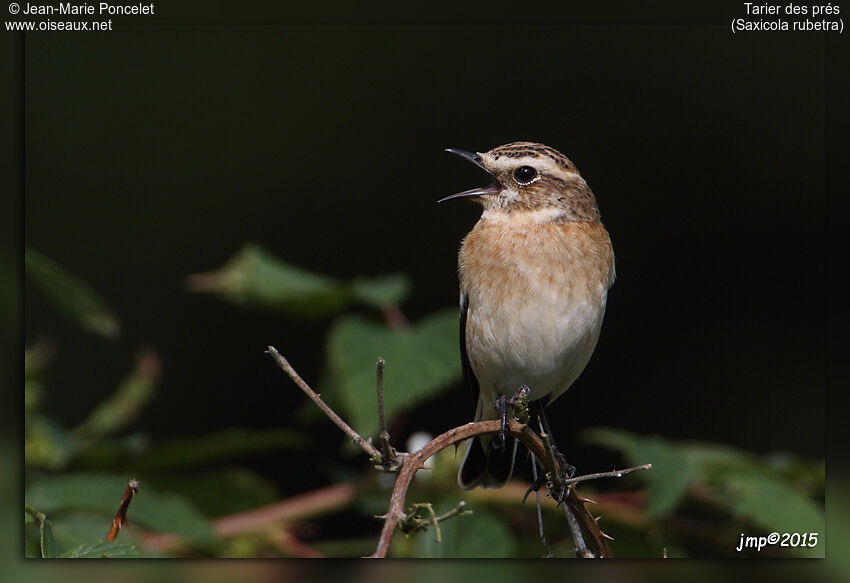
[
  {"xmin": 563, "ymin": 464, "xmax": 653, "ymax": 486},
  {"xmin": 375, "ymin": 358, "xmax": 399, "ymax": 469},
  {"xmin": 266, "ymin": 346, "xmax": 382, "ymax": 460},
  {"xmin": 529, "ymin": 452, "xmax": 553, "ymax": 557},
  {"xmin": 563, "ymin": 503, "xmax": 594, "ymax": 558},
  {"xmin": 142, "ymin": 483, "xmax": 356, "ymax": 551},
  {"xmin": 268, "ymin": 526, "xmax": 325, "ymax": 558},
  {"xmin": 381, "ymin": 304, "xmax": 410, "ymax": 331}
]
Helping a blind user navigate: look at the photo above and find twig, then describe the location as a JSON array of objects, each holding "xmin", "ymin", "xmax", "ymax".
[
  {"xmin": 565, "ymin": 488, "xmax": 613, "ymax": 557},
  {"xmin": 398, "ymin": 501, "xmax": 470, "ymax": 543},
  {"xmin": 563, "ymin": 464, "xmax": 653, "ymax": 486},
  {"xmin": 142, "ymin": 483, "xmax": 356, "ymax": 551},
  {"xmin": 529, "ymin": 452, "xmax": 553, "ymax": 557},
  {"xmin": 375, "ymin": 358, "xmax": 399, "ymax": 469},
  {"xmin": 106, "ymin": 479, "xmax": 140, "ymax": 541},
  {"xmin": 266, "ymin": 346, "xmax": 382, "ymax": 460},
  {"xmin": 268, "ymin": 526, "xmax": 325, "ymax": 558},
  {"xmin": 381, "ymin": 304, "xmax": 410, "ymax": 331},
  {"xmin": 539, "ymin": 430, "xmax": 564, "ymax": 501},
  {"xmin": 433, "ymin": 501, "xmax": 469, "ymax": 524},
  {"xmin": 563, "ymin": 503, "xmax": 594, "ymax": 558}
]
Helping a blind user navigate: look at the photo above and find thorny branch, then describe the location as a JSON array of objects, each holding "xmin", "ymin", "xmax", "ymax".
[{"xmin": 266, "ymin": 346, "xmax": 652, "ymax": 559}]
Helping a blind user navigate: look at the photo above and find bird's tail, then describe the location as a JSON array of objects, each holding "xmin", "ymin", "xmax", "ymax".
[{"xmin": 457, "ymin": 402, "xmax": 518, "ymax": 490}]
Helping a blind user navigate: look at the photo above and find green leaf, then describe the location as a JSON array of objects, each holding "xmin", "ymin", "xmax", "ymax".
[
  {"xmin": 25, "ymin": 380, "xmax": 42, "ymax": 417},
  {"xmin": 26, "ymin": 505, "xmax": 60, "ymax": 558},
  {"xmin": 349, "ymin": 273, "xmax": 411, "ymax": 309},
  {"xmin": 40, "ymin": 516, "xmax": 60, "ymax": 558},
  {"xmin": 75, "ymin": 350, "xmax": 161, "ymax": 439},
  {"xmin": 60, "ymin": 540, "xmax": 139, "ymax": 558},
  {"xmin": 61, "ymin": 541, "xmax": 138, "ymax": 558},
  {"xmin": 25, "ymin": 247, "xmax": 120, "ymax": 339},
  {"xmin": 415, "ymin": 503, "xmax": 515, "ymax": 558},
  {"xmin": 677, "ymin": 442, "xmax": 762, "ymax": 476},
  {"xmin": 583, "ymin": 428, "xmax": 695, "ymax": 517},
  {"xmin": 51, "ymin": 511, "xmax": 121, "ymax": 551},
  {"xmin": 327, "ymin": 310, "xmax": 461, "ymax": 438},
  {"xmin": 186, "ymin": 244, "xmax": 350, "ymax": 317},
  {"xmin": 672, "ymin": 440, "xmax": 825, "ymax": 543},
  {"xmin": 723, "ymin": 471, "xmax": 825, "ymax": 555},
  {"xmin": 26, "ymin": 343, "xmax": 53, "ymax": 417},
  {"xmin": 26, "ymin": 473, "xmax": 213, "ymax": 542},
  {"xmin": 25, "ymin": 341, "xmax": 53, "ymax": 381},
  {"xmin": 584, "ymin": 428, "xmax": 826, "ymax": 549},
  {"xmin": 25, "ymin": 416, "xmax": 81, "ymax": 470}
]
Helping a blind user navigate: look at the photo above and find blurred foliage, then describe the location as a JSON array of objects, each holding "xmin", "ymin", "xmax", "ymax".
[
  {"xmin": 328, "ymin": 311, "xmax": 460, "ymax": 437},
  {"xmin": 584, "ymin": 428, "xmax": 824, "ymax": 557},
  {"xmin": 24, "ymin": 245, "xmax": 826, "ymax": 558},
  {"xmin": 25, "ymin": 247, "xmax": 120, "ymax": 339},
  {"xmin": 186, "ymin": 243, "xmax": 411, "ymax": 317},
  {"xmin": 24, "ymin": 249, "xmax": 306, "ymax": 558}
]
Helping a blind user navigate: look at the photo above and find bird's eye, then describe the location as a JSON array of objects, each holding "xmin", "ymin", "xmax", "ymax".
[{"xmin": 513, "ymin": 166, "xmax": 538, "ymax": 185}]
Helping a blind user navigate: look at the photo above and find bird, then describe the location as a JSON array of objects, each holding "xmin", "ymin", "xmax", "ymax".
[{"xmin": 439, "ymin": 142, "xmax": 616, "ymax": 491}]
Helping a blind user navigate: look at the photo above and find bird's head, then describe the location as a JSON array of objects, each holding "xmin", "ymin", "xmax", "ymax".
[{"xmin": 440, "ymin": 142, "xmax": 600, "ymax": 221}]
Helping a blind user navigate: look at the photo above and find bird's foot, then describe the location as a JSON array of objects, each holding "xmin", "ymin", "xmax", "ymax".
[
  {"xmin": 522, "ymin": 474, "xmax": 548, "ymax": 507},
  {"xmin": 550, "ymin": 447, "xmax": 576, "ymax": 504},
  {"xmin": 524, "ymin": 444, "xmax": 577, "ymax": 504},
  {"xmin": 491, "ymin": 395, "xmax": 509, "ymax": 451},
  {"xmin": 506, "ymin": 385, "xmax": 531, "ymax": 424},
  {"xmin": 490, "ymin": 386, "xmax": 532, "ymax": 451}
]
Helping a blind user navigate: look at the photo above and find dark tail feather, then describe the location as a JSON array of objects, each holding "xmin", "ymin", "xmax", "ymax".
[{"xmin": 458, "ymin": 435, "xmax": 518, "ymax": 490}]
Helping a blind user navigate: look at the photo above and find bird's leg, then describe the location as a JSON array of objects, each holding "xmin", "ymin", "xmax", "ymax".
[
  {"xmin": 492, "ymin": 385, "xmax": 532, "ymax": 451},
  {"xmin": 491, "ymin": 394, "xmax": 508, "ymax": 451},
  {"xmin": 526, "ymin": 400, "xmax": 576, "ymax": 504}
]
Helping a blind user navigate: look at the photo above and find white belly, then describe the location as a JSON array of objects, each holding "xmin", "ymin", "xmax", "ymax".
[{"xmin": 466, "ymin": 285, "xmax": 607, "ymax": 407}]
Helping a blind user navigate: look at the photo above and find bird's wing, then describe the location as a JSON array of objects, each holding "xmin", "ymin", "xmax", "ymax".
[{"xmin": 459, "ymin": 290, "xmax": 480, "ymax": 405}]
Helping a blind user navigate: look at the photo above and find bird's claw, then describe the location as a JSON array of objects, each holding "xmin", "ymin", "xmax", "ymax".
[
  {"xmin": 551, "ymin": 448, "xmax": 576, "ymax": 504},
  {"xmin": 521, "ymin": 474, "xmax": 548, "ymax": 507},
  {"xmin": 491, "ymin": 385, "xmax": 532, "ymax": 451}
]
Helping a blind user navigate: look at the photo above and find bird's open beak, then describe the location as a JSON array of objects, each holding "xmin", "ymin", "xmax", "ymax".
[{"xmin": 438, "ymin": 148, "xmax": 501, "ymax": 203}]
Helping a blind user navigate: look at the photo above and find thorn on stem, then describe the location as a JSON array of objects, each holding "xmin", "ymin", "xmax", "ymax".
[{"xmin": 106, "ymin": 479, "xmax": 140, "ymax": 542}]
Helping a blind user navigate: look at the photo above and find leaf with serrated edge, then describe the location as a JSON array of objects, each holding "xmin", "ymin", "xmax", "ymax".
[
  {"xmin": 60, "ymin": 540, "xmax": 138, "ymax": 558},
  {"xmin": 328, "ymin": 310, "xmax": 461, "ymax": 439}
]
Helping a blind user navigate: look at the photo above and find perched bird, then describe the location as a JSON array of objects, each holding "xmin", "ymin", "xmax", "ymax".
[{"xmin": 440, "ymin": 142, "xmax": 616, "ymax": 490}]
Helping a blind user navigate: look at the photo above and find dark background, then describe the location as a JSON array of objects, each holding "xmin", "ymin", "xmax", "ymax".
[{"xmin": 23, "ymin": 25, "xmax": 826, "ymax": 491}]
